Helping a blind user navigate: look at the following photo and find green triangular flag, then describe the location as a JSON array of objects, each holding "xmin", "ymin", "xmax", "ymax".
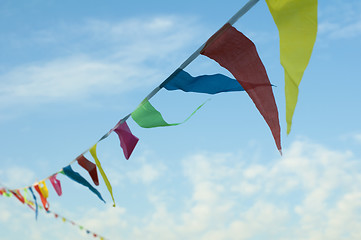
[{"xmin": 131, "ymin": 98, "xmax": 207, "ymax": 128}]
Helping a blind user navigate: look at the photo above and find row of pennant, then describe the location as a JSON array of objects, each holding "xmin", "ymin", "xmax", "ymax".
[
  {"xmin": 0, "ymin": 189, "xmax": 107, "ymax": 239},
  {"xmin": 1, "ymin": 0, "xmax": 318, "ymax": 228}
]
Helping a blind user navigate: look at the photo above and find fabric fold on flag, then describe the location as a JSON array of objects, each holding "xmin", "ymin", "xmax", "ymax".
[
  {"xmin": 113, "ymin": 121, "xmax": 139, "ymax": 160},
  {"xmin": 28, "ymin": 187, "xmax": 38, "ymax": 220},
  {"xmin": 49, "ymin": 174, "xmax": 62, "ymax": 196},
  {"xmin": 163, "ymin": 69, "xmax": 244, "ymax": 94},
  {"xmin": 90, "ymin": 144, "xmax": 115, "ymax": 206},
  {"xmin": 62, "ymin": 165, "xmax": 105, "ymax": 203},
  {"xmin": 266, "ymin": 0, "xmax": 317, "ymax": 134},
  {"xmin": 34, "ymin": 184, "xmax": 49, "ymax": 211},
  {"xmin": 76, "ymin": 155, "xmax": 99, "ymax": 186},
  {"xmin": 131, "ymin": 99, "xmax": 207, "ymax": 128},
  {"xmin": 201, "ymin": 23, "xmax": 281, "ymax": 152}
]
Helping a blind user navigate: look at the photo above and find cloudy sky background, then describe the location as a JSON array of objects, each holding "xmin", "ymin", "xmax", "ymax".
[{"xmin": 1, "ymin": 0, "xmax": 361, "ymax": 239}]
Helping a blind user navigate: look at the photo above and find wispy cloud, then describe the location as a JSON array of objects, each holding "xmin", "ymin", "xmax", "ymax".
[
  {"xmin": 318, "ymin": 1, "xmax": 361, "ymax": 39},
  {"xmin": 354, "ymin": 133, "xmax": 361, "ymax": 143},
  {"xmin": 0, "ymin": 16, "xmax": 205, "ymax": 110},
  {"xmin": 0, "ymin": 166, "xmax": 35, "ymax": 188}
]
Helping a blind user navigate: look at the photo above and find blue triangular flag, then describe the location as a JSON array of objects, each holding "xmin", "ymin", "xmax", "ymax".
[
  {"xmin": 63, "ymin": 165, "xmax": 105, "ymax": 203},
  {"xmin": 163, "ymin": 69, "xmax": 244, "ymax": 94}
]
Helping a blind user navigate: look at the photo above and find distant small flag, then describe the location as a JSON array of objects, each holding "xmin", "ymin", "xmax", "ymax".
[{"xmin": 49, "ymin": 174, "xmax": 62, "ymax": 196}]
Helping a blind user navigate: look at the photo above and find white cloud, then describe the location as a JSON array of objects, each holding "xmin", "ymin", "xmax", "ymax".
[
  {"xmin": 319, "ymin": 20, "xmax": 361, "ymax": 39},
  {"xmin": 126, "ymin": 163, "xmax": 166, "ymax": 184},
  {"xmin": 1, "ymin": 139, "xmax": 361, "ymax": 240},
  {"xmin": 354, "ymin": 133, "xmax": 361, "ymax": 144}
]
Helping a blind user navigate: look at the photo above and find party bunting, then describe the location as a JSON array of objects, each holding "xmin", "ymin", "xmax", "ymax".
[
  {"xmin": 266, "ymin": 0, "xmax": 318, "ymax": 134},
  {"xmin": 49, "ymin": 174, "xmax": 62, "ymax": 196},
  {"xmin": 62, "ymin": 165, "xmax": 105, "ymax": 203},
  {"xmin": 28, "ymin": 187, "xmax": 38, "ymax": 219},
  {"xmin": 163, "ymin": 68, "xmax": 244, "ymax": 94},
  {"xmin": 1, "ymin": 188, "xmax": 107, "ymax": 239},
  {"xmin": 131, "ymin": 98, "xmax": 207, "ymax": 128},
  {"xmin": 113, "ymin": 121, "xmax": 139, "ymax": 160},
  {"xmin": 90, "ymin": 144, "xmax": 116, "ymax": 207},
  {"xmin": 34, "ymin": 184, "xmax": 49, "ymax": 211},
  {"xmin": 76, "ymin": 155, "xmax": 99, "ymax": 185},
  {"xmin": 1, "ymin": 3, "xmax": 314, "ymax": 234},
  {"xmin": 201, "ymin": 23, "xmax": 282, "ymax": 152}
]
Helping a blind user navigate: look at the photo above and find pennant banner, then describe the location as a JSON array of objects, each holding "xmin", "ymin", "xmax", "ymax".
[
  {"xmin": 62, "ymin": 165, "xmax": 105, "ymax": 203},
  {"xmin": 131, "ymin": 99, "xmax": 207, "ymax": 128},
  {"xmin": 266, "ymin": 0, "xmax": 318, "ymax": 134},
  {"xmin": 201, "ymin": 23, "xmax": 282, "ymax": 152},
  {"xmin": 1, "ymin": 190, "xmax": 107, "ymax": 239},
  {"xmin": 164, "ymin": 69, "xmax": 244, "ymax": 94},
  {"xmin": 2, "ymin": 2, "xmax": 310, "ymax": 230},
  {"xmin": 113, "ymin": 121, "xmax": 139, "ymax": 160},
  {"xmin": 90, "ymin": 144, "xmax": 115, "ymax": 207}
]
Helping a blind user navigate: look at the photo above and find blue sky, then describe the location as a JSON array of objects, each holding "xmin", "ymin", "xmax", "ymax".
[{"xmin": 0, "ymin": 0, "xmax": 361, "ymax": 239}]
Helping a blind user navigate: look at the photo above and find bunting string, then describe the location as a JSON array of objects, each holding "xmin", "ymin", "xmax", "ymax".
[
  {"xmin": 1, "ymin": 0, "xmax": 317, "ymax": 233},
  {"xmin": 0, "ymin": 0, "xmax": 262, "ymax": 203},
  {"xmin": 0, "ymin": 186, "xmax": 108, "ymax": 239}
]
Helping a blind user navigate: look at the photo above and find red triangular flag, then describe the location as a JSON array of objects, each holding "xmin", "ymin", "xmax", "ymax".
[
  {"xmin": 76, "ymin": 155, "xmax": 99, "ymax": 186},
  {"xmin": 201, "ymin": 23, "xmax": 281, "ymax": 152},
  {"xmin": 113, "ymin": 121, "xmax": 139, "ymax": 160},
  {"xmin": 10, "ymin": 190, "xmax": 25, "ymax": 204}
]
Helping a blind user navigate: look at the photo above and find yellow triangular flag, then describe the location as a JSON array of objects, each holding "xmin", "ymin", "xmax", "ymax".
[
  {"xmin": 90, "ymin": 144, "xmax": 116, "ymax": 207},
  {"xmin": 39, "ymin": 180, "xmax": 49, "ymax": 198},
  {"xmin": 266, "ymin": 0, "xmax": 317, "ymax": 134}
]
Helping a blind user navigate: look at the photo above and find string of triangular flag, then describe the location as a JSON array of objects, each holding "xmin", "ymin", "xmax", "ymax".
[
  {"xmin": 0, "ymin": 186, "xmax": 108, "ymax": 239},
  {"xmin": 0, "ymin": 0, "xmax": 317, "ymax": 220}
]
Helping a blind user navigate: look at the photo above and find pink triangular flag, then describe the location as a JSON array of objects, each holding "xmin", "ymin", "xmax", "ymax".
[
  {"xmin": 49, "ymin": 174, "xmax": 62, "ymax": 196},
  {"xmin": 113, "ymin": 121, "xmax": 139, "ymax": 160}
]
